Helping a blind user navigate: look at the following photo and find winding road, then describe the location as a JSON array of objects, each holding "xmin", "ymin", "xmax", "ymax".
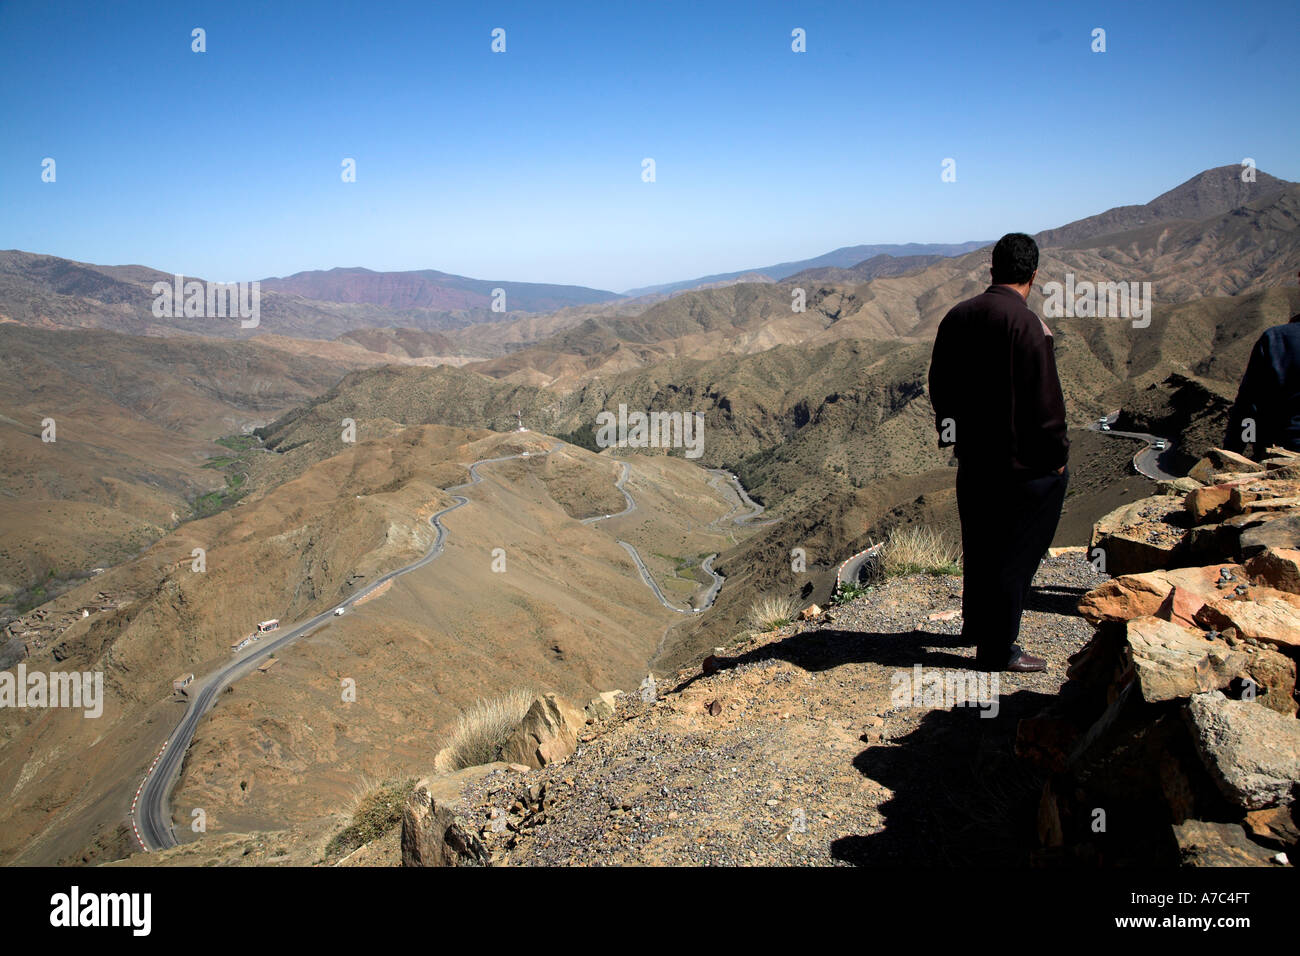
[
  {"xmin": 1091, "ymin": 412, "xmax": 1178, "ymax": 481},
  {"xmin": 134, "ymin": 445, "xmax": 563, "ymax": 851},
  {"xmin": 707, "ymin": 469, "xmax": 773, "ymax": 526},
  {"xmin": 580, "ymin": 462, "xmax": 635, "ymax": 524},
  {"xmin": 836, "ymin": 543, "xmax": 885, "ymax": 590},
  {"xmin": 584, "ymin": 459, "xmax": 725, "ymax": 614},
  {"xmin": 133, "ymin": 444, "xmax": 736, "ymax": 851}
]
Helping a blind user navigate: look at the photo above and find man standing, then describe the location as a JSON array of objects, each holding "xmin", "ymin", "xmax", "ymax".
[
  {"xmin": 929, "ymin": 233, "xmax": 1069, "ymax": 672},
  {"xmin": 1223, "ymin": 272, "xmax": 1300, "ymax": 456}
]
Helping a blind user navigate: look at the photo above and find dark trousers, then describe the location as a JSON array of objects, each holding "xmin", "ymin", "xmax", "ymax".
[{"xmin": 956, "ymin": 465, "xmax": 1068, "ymax": 669}]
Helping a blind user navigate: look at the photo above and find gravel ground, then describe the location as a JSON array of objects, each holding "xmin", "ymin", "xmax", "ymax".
[{"xmin": 458, "ymin": 554, "xmax": 1109, "ymax": 866}]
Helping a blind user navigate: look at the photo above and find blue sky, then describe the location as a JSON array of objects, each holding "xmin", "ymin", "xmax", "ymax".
[{"xmin": 2, "ymin": 0, "xmax": 1297, "ymax": 292}]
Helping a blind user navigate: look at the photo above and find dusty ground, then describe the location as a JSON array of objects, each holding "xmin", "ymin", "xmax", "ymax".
[{"xmin": 456, "ymin": 553, "xmax": 1108, "ymax": 866}]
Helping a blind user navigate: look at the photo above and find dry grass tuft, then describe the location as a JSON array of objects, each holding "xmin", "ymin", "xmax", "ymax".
[
  {"xmin": 745, "ymin": 594, "xmax": 801, "ymax": 632},
  {"xmin": 436, "ymin": 688, "xmax": 536, "ymax": 772},
  {"xmin": 881, "ymin": 525, "xmax": 962, "ymax": 576}
]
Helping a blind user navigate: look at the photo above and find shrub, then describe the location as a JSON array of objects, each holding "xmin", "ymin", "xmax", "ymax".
[
  {"xmin": 325, "ymin": 776, "xmax": 415, "ymax": 859},
  {"xmin": 831, "ymin": 580, "xmax": 869, "ymax": 605}
]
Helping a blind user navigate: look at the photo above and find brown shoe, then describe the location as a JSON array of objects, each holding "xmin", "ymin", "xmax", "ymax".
[{"xmin": 1005, "ymin": 646, "xmax": 1047, "ymax": 672}]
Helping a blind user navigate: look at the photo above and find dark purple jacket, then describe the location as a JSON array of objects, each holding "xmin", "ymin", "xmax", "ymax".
[{"xmin": 929, "ymin": 285, "xmax": 1069, "ymax": 477}]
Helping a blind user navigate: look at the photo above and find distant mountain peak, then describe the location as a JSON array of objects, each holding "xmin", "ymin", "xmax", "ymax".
[{"xmin": 1037, "ymin": 164, "xmax": 1293, "ymax": 248}]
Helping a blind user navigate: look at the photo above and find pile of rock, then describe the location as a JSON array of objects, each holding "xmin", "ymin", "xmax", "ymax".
[
  {"xmin": 1091, "ymin": 446, "xmax": 1300, "ymax": 576},
  {"xmin": 1019, "ymin": 447, "xmax": 1300, "ymax": 866}
]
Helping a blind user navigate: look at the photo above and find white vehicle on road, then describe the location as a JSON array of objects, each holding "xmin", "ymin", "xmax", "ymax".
[
  {"xmin": 334, "ymin": 607, "xmax": 346, "ymax": 616},
  {"xmin": 1098, "ymin": 418, "xmax": 1111, "ymax": 431},
  {"xmin": 1153, "ymin": 440, "xmax": 1167, "ymax": 451}
]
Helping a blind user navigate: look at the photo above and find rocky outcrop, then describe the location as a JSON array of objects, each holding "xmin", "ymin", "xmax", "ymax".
[
  {"xmin": 499, "ymin": 693, "xmax": 587, "ymax": 770},
  {"xmin": 1091, "ymin": 448, "xmax": 1300, "ymax": 576},
  {"xmin": 1020, "ymin": 448, "xmax": 1300, "ymax": 866},
  {"xmin": 404, "ymin": 690, "xmax": 622, "ymax": 866},
  {"xmin": 1125, "ymin": 618, "xmax": 1245, "ymax": 704},
  {"xmin": 401, "ymin": 766, "xmax": 504, "ymax": 867}
]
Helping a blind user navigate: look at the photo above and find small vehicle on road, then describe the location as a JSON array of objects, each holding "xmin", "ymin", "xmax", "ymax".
[
  {"xmin": 334, "ymin": 607, "xmax": 346, "ymax": 616},
  {"xmin": 1153, "ymin": 440, "xmax": 1167, "ymax": 451},
  {"xmin": 1098, "ymin": 418, "xmax": 1111, "ymax": 431}
]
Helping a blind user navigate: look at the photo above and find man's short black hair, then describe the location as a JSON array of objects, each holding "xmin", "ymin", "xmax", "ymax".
[{"xmin": 990, "ymin": 232, "xmax": 1039, "ymax": 285}]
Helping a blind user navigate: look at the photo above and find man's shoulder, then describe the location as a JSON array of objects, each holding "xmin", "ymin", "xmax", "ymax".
[
  {"xmin": 944, "ymin": 287, "xmax": 1039, "ymax": 328},
  {"xmin": 1256, "ymin": 320, "xmax": 1300, "ymax": 351}
]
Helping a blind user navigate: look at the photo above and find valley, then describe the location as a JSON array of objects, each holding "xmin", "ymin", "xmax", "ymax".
[{"xmin": 1, "ymin": 163, "xmax": 1297, "ymax": 866}]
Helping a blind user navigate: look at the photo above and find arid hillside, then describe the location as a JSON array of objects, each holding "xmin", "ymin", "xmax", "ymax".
[
  {"xmin": 0, "ymin": 426, "xmax": 753, "ymax": 864},
  {"xmin": 0, "ymin": 325, "xmax": 351, "ymax": 601}
]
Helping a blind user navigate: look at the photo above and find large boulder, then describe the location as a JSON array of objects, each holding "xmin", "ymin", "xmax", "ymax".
[
  {"xmin": 498, "ymin": 693, "xmax": 586, "ymax": 769},
  {"xmin": 1125, "ymin": 617, "xmax": 1245, "ymax": 704},
  {"xmin": 1239, "ymin": 514, "xmax": 1300, "ymax": 559},
  {"xmin": 1078, "ymin": 563, "xmax": 1245, "ymax": 625},
  {"xmin": 1185, "ymin": 482, "xmax": 1243, "ymax": 524},
  {"xmin": 1229, "ymin": 479, "xmax": 1300, "ymax": 515},
  {"xmin": 1188, "ymin": 449, "xmax": 1263, "ymax": 484},
  {"xmin": 583, "ymin": 690, "xmax": 621, "ymax": 722},
  {"xmin": 1171, "ymin": 820, "xmax": 1280, "ymax": 866},
  {"xmin": 1263, "ymin": 461, "xmax": 1300, "ymax": 480},
  {"xmin": 1238, "ymin": 645, "xmax": 1298, "ymax": 717},
  {"xmin": 1184, "ymin": 691, "xmax": 1300, "ymax": 810},
  {"xmin": 1090, "ymin": 496, "xmax": 1191, "ymax": 576},
  {"xmin": 1158, "ymin": 476, "xmax": 1203, "ymax": 495}
]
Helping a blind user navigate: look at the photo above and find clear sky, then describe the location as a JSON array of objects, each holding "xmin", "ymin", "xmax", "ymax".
[{"xmin": 2, "ymin": 0, "xmax": 1297, "ymax": 293}]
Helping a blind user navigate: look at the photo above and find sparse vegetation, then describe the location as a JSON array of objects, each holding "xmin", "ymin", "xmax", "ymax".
[
  {"xmin": 831, "ymin": 579, "xmax": 870, "ymax": 605},
  {"xmin": 216, "ymin": 434, "xmax": 258, "ymax": 452},
  {"xmin": 324, "ymin": 776, "xmax": 416, "ymax": 859},
  {"xmin": 437, "ymin": 688, "xmax": 536, "ymax": 771},
  {"xmin": 880, "ymin": 525, "xmax": 962, "ymax": 577},
  {"xmin": 557, "ymin": 422, "xmax": 600, "ymax": 452},
  {"xmin": 192, "ymin": 436, "xmax": 255, "ymax": 517},
  {"xmin": 745, "ymin": 594, "xmax": 800, "ymax": 632}
]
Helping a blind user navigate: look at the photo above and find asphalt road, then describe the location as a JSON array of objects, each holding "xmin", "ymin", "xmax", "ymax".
[
  {"xmin": 836, "ymin": 543, "xmax": 885, "ymax": 590},
  {"xmin": 580, "ymin": 459, "xmax": 721, "ymax": 614},
  {"xmin": 1090, "ymin": 411, "xmax": 1178, "ymax": 481},
  {"xmin": 134, "ymin": 445, "xmax": 557, "ymax": 851},
  {"xmin": 707, "ymin": 469, "xmax": 771, "ymax": 526},
  {"xmin": 580, "ymin": 462, "xmax": 635, "ymax": 524}
]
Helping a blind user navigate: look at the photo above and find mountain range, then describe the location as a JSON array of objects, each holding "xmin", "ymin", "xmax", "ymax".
[{"xmin": 0, "ymin": 162, "xmax": 1297, "ymax": 865}]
